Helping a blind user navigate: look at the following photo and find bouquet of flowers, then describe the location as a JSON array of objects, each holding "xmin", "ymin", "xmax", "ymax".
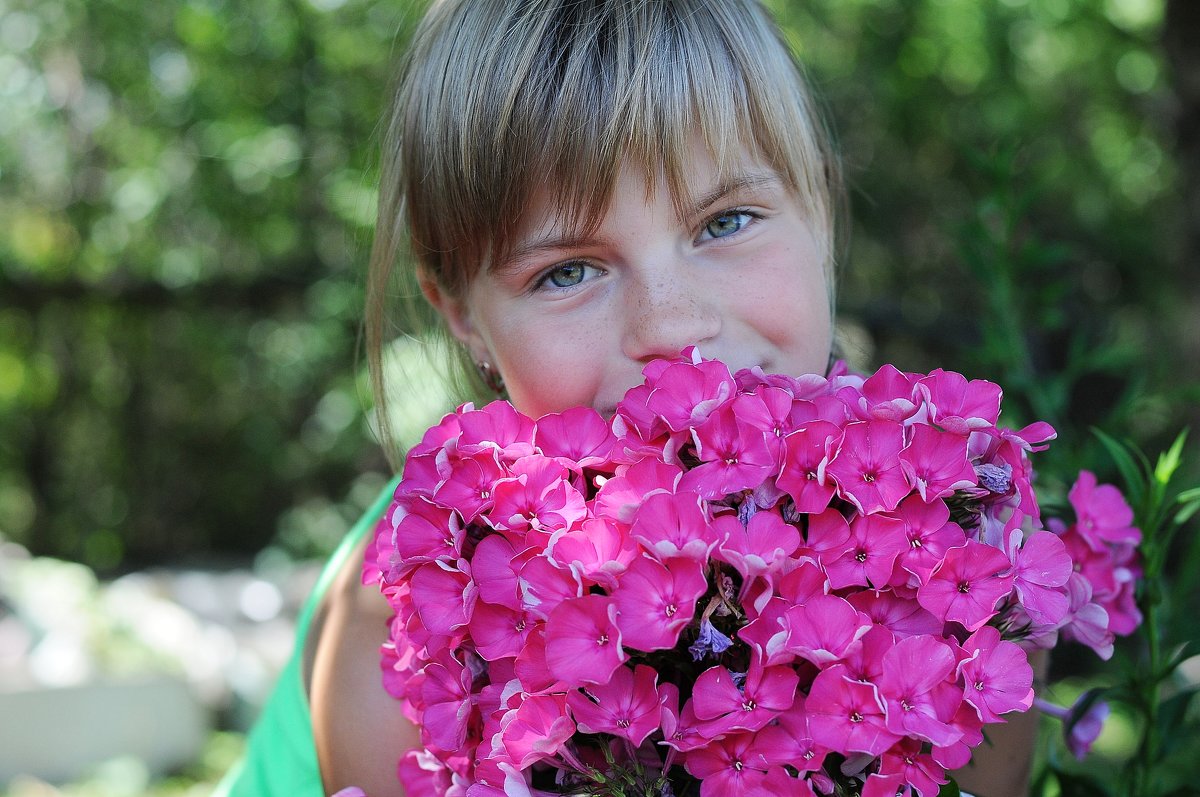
[{"xmin": 362, "ymin": 351, "xmax": 1142, "ymax": 797}]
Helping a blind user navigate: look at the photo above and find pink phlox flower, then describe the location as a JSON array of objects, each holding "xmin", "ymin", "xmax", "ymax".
[
  {"xmin": 646, "ymin": 358, "xmax": 738, "ymax": 433},
  {"xmin": 419, "ymin": 650, "xmax": 476, "ymax": 752},
  {"xmin": 930, "ymin": 700, "xmax": 985, "ymax": 772},
  {"xmin": 840, "ymin": 623, "xmax": 895, "ymax": 684},
  {"xmin": 593, "ymin": 459, "xmax": 682, "ymax": 523},
  {"xmin": 847, "ymin": 590, "xmax": 943, "ymax": 639},
  {"xmin": 513, "ymin": 626, "xmax": 561, "ymax": 694},
  {"xmin": 716, "ymin": 507, "xmax": 801, "ymax": 581},
  {"xmin": 958, "ymin": 626, "xmax": 1034, "ymax": 723},
  {"xmin": 734, "ymin": 361, "xmax": 831, "ymax": 402},
  {"xmin": 890, "ymin": 495, "xmax": 968, "ymax": 586},
  {"xmin": 915, "ymin": 369, "xmax": 1002, "ymax": 434},
  {"xmin": 684, "ymin": 730, "xmax": 789, "ymax": 797},
  {"xmin": 567, "ymin": 663, "xmax": 663, "ymax": 745},
  {"xmin": 456, "ymin": 400, "xmax": 536, "ymax": 462},
  {"xmin": 823, "ymin": 513, "xmax": 908, "ymax": 590},
  {"xmin": 797, "ymin": 507, "xmax": 852, "ymax": 570},
  {"xmin": 1002, "ymin": 420, "xmax": 1058, "ymax": 453},
  {"xmin": 532, "ymin": 406, "xmax": 616, "ymax": 470},
  {"xmin": 1007, "ymin": 529, "xmax": 1072, "ymax": 626},
  {"xmin": 433, "ymin": 452, "xmax": 507, "ymax": 523},
  {"xmin": 1058, "ymin": 572, "xmax": 1115, "ymax": 659},
  {"xmin": 841, "ymin": 364, "xmax": 921, "ymax": 423},
  {"xmin": 825, "ymin": 420, "xmax": 912, "ymax": 514},
  {"xmin": 612, "ymin": 554, "xmax": 707, "ymax": 651},
  {"xmin": 543, "ymin": 594, "xmax": 627, "ymax": 687},
  {"xmin": 861, "ymin": 773, "xmax": 911, "ymax": 797},
  {"xmin": 379, "ymin": 632, "xmax": 413, "ymax": 703},
  {"xmin": 389, "ymin": 497, "xmax": 464, "ymax": 573},
  {"xmin": 611, "ymin": 382, "xmax": 671, "ymax": 457},
  {"xmin": 661, "ymin": 684, "xmax": 717, "ymax": 753},
  {"xmin": 877, "ymin": 634, "xmax": 963, "ymax": 746},
  {"xmin": 410, "ymin": 559, "xmax": 477, "ymax": 636},
  {"xmin": 738, "ymin": 597, "xmax": 794, "ymax": 667},
  {"xmin": 1068, "ymin": 470, "xmax": 1141, "ymax": 547},
  {"xmin": 404, "ymin": 407, "xmax": 463, "ymax": 466},
  {"xmin": 546, "ymin": 517, "xmax": 635, "ymax": 591},
  {"xmin": 691, "ymin": 664, "xmax": 800, "ymax": 734},
  {"xmin": 681, "ymin": 402, "xmax": 776, "ymax": 498},
  {"xmin": 727, "ymin": 388, "xmax": 796, "ymax": 459},
  {"xmin": 471, "ymin": 534, "xmax": 527, "ymax": 611},
  {"xmin": 474, "ymin": 661, "xmax": 515, "ymax": 719},
  {"xmin": 1057, "ymin": 520, "xmax": 1142, "ymax": 635},
  {"xmin": 778, "ymin": 559, "xmax": 830, "ymax": 604},
  {"xmin": 630, "ymin": 490, "xmax": 724, "ymax": 562},
  {"xmin": 966, "ymin": 431, "xmax": 1041, "ymax": 519},
  {"xmin": 517, "ymin": 554, "xmax": 582, "ymax": 620},
  {"xmin": 497, "ymin": 692, "xmax": 576, "ymax": 769},
  {"xmin": 899, "ymin": 424, "xmax": 977, "ymax": 503},
  {"xmin": 917, "ymin": 541, "xmax": 1014, "ymax": 631},
  {"xmin": 400, "ymin": 449, "xmax": 443, "ymax": 498},
  {"xmin": 776, "ymin": 420, "xmax": 840, "ymax": 514},
  {"xmin": 1035, "ymin": 689, "xmax": 1109, "ymax": 759},
  {"xmin": 396, "ymin": 748, "xmax": 455, "ymax": 797},
  {"xmin": 468, "ymin": 600, "xmax": 538, "ymax": 662},
  {"xmin": 877, "ymin": 737, "xmax": 948, "ymax": 797},
  {"xmin": 752, "ymin": 699, "xmax": 828, "ymax": 774},
  {"xmin": 806, "ymin": 664, "xmax": 900, "ymax": 756},
  {"xmin": 484, "ymin": 455, "xmax": 587, "ymax": 538},
  {"xmin": 1101, "ymin": 557, "xmax": 1142, "ymax": 636},
  {"xmin": 783, "ymin": 594, "xmax": 872, "ymax": 667},
  {"xmin": 465, "ymin": 758, "xmax": 556, "ymax": 797}
]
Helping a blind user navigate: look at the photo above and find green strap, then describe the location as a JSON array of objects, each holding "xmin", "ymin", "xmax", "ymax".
[{"xmin": 214, "ymin": 475, "xmax": 400, "ymax": 797}]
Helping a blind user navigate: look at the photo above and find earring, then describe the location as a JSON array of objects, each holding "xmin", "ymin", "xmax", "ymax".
[{"xmin": 477, "ymin": 360, "xmax": 507, "ymax": 397}]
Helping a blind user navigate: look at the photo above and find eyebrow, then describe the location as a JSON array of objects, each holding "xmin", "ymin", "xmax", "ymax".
[
  {"xmin": 687, "ymin": 172, "xmax": 783, "ymax": 217},
  {"xmin": 491, "ymin": 171, "xmax": 784, "ymax": 276}
]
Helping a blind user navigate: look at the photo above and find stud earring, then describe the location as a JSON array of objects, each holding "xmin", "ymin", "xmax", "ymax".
[{"xmin": 477, "ymin": 360, "xmax": 507, "ymax": 396}]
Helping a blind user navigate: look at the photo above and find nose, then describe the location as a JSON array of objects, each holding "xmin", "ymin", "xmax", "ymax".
[{"xmin": 620, "ymin": 266, "xmax": 722, "ymax": 363}]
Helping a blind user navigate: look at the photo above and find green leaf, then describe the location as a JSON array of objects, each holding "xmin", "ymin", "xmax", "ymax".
[
  {"xmin": 1175, "ymin": 488, "xmax": 1200, "ymax": 527},
  {"xmin": 1159, "ymin": 689, "xmax": 1200, "ymax": 756},
  {"xmin": 1154, "ymin": 430, "xmax": 1189, "ymax": 487},
  {"xmin": 1163, "ymin": 643, "xmax": 1194, "ymax": 678},
  {"xmin": 1092, "ymin": 428, "xmax": 1146, "ymax": 509}
]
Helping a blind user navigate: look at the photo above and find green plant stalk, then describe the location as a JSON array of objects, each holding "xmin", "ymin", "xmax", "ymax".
[
  {"xmin": 1131, "ymin": 569, "xmax": 1163, "ymax": 797},
  {"xmin": 1124, "ymin": 434, "xmax": 1188, "ymax": 797}
]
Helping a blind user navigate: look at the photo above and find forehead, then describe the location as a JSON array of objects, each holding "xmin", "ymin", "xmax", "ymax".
[{"xmin": 498, "ymin": 141, "xmax": 783, "ymax": 260}]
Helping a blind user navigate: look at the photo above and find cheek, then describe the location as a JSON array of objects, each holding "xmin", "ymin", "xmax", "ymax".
[
  {"xmin": 738, "ymin": 241, "xmax": 832, "ymax": 353},
  {"xmin": 488, "ymin": 320, "xmax": 609, "ymax": 416}
]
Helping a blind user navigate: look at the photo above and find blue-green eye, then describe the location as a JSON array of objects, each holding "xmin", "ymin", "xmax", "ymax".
[
  {"xmin": 541, "ymin": 262, "xmax": 588, "ymax": 289},
  {"xmin": 703, "ymin": 210, "xmax": 753, "ymax": 239}
]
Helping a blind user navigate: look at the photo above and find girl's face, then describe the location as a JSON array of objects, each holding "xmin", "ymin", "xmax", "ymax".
[{"xmin": 428, "ymin": 144, "xmax": 833, "ymax": 418}]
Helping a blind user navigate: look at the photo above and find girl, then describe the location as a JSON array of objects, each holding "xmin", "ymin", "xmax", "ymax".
[{"xmin": 217, "ymin": 1, "xmax": 1040, "ymax": 795}]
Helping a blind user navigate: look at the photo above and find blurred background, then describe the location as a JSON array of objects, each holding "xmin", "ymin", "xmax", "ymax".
[{"xmin": 1, "ymin": 0, "xmax": 1197, "ymax": 794}]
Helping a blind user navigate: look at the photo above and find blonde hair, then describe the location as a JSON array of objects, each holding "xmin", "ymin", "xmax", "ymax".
[{"xmin": 367, "ymin": 0, "xmax": 841, "ymax": 462}]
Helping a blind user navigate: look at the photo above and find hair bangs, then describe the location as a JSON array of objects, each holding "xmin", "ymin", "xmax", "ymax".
[{"xmin": 399, "ymin": 0, "xmax": 836, "ymax": 295}]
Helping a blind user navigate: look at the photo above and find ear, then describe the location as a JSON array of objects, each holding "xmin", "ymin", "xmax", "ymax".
[{"xmin": 418, "ymin": 270, "xmax": 489, "ymax": 363}]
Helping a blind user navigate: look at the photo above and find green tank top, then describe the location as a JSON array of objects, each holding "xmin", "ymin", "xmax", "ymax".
[{"xmin": 214, "ymin": 477, "xmax": 399, "ymax": 797}]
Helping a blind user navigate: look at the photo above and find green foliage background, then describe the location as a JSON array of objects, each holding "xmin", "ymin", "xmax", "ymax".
[{"xmin": 2, "ymin": 0, "xmax": 1196, "ymax": 581}]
